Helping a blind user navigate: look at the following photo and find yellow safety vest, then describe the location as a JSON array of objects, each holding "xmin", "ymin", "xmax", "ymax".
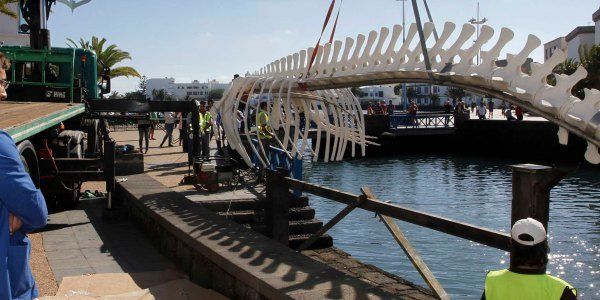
[
  {"xmin": 485, "ymin": 269, "xmax": 576, "ymax": 300},
  {"xmin": 201, "ymin": 112, "xmax": 212, "ymax": 133},
  {"xmin": 258, "ymin": 111, "xmax": 272, "ymax": 139}
]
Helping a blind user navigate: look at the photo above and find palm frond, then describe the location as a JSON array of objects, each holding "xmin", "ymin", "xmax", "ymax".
[
  {"xmin": 0, "ymin": 0, "xmax": 19, "ymax": 19},
  {"xmin": 110, "ymin": 66, "xmax": 141, "ymax": 78}
]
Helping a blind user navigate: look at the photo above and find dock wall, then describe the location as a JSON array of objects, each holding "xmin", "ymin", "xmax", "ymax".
[{"xmin": 116, "ymin": 173, "xmax": 397, "ymax": 299}]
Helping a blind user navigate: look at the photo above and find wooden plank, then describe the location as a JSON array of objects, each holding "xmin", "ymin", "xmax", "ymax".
[
  {"xmin": 285, "ymin": 177, "xmax": 511, "ymax": 251},
  {"xmin": 0, "ymin": 102, "xmax": 85, "ymax": 142},
  {"xmin": 297, "ymin": 194, "xmax": 366, "ymax": 251},
  {"xmin": 361, "ymin": 187, "xmax": 450, "ymax": 300}
]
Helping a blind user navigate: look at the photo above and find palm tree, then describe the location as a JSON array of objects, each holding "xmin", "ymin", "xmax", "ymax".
[
  {"xmin": 0, "ymin": 0, "xmax": 18, "ymax": 19},
  {"xmin": 445, "ymin": 87, "xmax": 465, "ymax": 102},
  {"xmin": 67, "ymin": 36, "xmax": 140, "ymax": 81},
  {"xmin": 579, "ymin": 44, "xmax": 600, "ymax": 91},
  {"xmin": 405, "ymin": 87, "xmax": 417, "ymax": 102},
  {"xmin": 151, "ymin": 89, "xmax": 166, "ymax": 101},
  {"xmin": 430, "ymin": 93, "xmax": 440, "ymax": 106}
]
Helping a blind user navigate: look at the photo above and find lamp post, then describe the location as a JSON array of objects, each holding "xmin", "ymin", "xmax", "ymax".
[
  {"xmin": 396, "ymin": 0, "xmax": 408, "ymax": 111},
  {"xmin": 468, "ymin": 2, "xmax": 487, "ymax": 65}
]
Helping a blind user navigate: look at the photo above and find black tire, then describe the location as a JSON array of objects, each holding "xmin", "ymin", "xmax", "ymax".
[
  {"xmin": 82, "ymin": 118, "xmax": 100, "ymax": 155},
  {"xmin": 17, "ymin": 140, "xmax": 40, "ymax": 188}
]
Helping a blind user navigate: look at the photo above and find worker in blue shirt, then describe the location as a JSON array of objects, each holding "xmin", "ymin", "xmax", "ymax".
[{"xmin": 0, "ymin": 52, "xmax": 48, "ymax": 299}]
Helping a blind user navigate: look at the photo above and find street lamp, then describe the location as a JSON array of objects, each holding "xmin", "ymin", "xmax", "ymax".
[
  {"xmin": 396, "ymin": 0, "xmax": 408, "ymax": 111},
  {"xmin": 468, "ymin": 2, "xmax": 487, "ymax": 65}
]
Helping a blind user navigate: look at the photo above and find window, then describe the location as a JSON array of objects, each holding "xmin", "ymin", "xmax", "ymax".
[{"xmin": 378, "ymin": 91, "xmax": 384, "ymax": 98}]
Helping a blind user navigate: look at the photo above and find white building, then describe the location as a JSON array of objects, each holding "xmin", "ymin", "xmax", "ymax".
[
  {"xmin": 145, "ymin": 78, "xmax": 229, "ymax": 101},
  {"xmin": 543, "ymin": 37, "xmax": 567, "ymax": 62},
  {"xmin": 0, "ymin": 3, "xmax": 29, "ymax": 46},
  {"xmin": 565, "ymin": 26, "xmax": 595, "ymax": 61},
  {"xmin": 594, "ymin": 8, "xmax": 600, "ymax": 44},
  {"xmin": 358, "ymin": 85, "xmax": 400, "ymax": 104}
]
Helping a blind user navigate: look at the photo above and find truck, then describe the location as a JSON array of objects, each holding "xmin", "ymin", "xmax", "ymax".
[
  {"xmin": 0, "ymin": 0, "xmax": 202, "ymax": 210},
  {"xmin": 0, "ymin": 0, "xmax": 111, "ymax": 208}
]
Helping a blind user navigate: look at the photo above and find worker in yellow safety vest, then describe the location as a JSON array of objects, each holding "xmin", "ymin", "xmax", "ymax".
[
  {"xmin": 199, "ymin": 102, "xmax": 212, "ymax": 159},
  {"xmin": 482, "ymin": 218, "xmax": 577, "ymax": 300},
  {"xmin": 256, "ymin": 102, "xmax": 274, "ymax": 181},
  {"xmin": 257, "ymin": 101, "xmax": 273, "ymax": 140}
]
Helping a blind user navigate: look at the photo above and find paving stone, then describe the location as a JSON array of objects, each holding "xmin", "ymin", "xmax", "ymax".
[
  {"xmin": 45, "ymin": 249, "xmax": 84, "ymax": 261},
  {"xmin": 43, "ymin": 240, "xmax": 80, "ymax": 251},
  {"xmin": 48, "ymin": 256, "xmax": 89, "ymax": 270},
  {"xmin": 52, "ymin": 267, "xmax": 95, "ymax": 283}
]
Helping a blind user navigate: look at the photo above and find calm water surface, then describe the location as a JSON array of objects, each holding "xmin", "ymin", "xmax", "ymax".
[{"xmin": 303, "ymin": 155, "xmax": 599, "ymax": 299}]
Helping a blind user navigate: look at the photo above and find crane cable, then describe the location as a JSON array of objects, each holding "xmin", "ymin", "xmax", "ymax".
[{"xmin": 303, "ymin": 0, "xmax": 343, "ymax": 80}]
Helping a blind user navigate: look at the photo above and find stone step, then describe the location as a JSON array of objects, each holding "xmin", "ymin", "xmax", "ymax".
[
  {"xmin": 202, "ymin": 199, "xmax": 260, "ymax": 212},
  {"xmin": 289, "ymin": 207, "xmax": 315, "ymax": 221},
  {"xmin": 201, "ymin": 196, "xmax": 310, "ymax": 213},
  {"xmin": 289, "ymin": 234, "xmax": 334, "ymax": 250},
  {"xmin": 217, "ymin": 210, "xmax": 258, "ymax": 224},
  {"xmin": 252, "ymin": 219, "xmax": 324, "ymax": 236}
]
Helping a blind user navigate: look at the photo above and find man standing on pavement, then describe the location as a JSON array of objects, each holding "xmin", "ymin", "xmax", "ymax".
[
  {"xmin": 0, "ymin": 52, "xmax": 49, "ymax": 299},
  {"xmin": 159, "ymin": 112, "xmax": 175, "ymax": 147}
]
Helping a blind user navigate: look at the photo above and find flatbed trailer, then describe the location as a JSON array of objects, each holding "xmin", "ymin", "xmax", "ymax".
[{"xmin": 0, "ymin": 101, "xmax": 85, "ymax": 143}]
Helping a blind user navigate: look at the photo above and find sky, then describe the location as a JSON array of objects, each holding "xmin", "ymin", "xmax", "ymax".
[{"xmin": 43, "ymin": 0, "xmax": 599, "ymax": 93}]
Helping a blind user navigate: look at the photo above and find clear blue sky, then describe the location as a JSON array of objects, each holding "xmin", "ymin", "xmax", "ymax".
[{"xmin": 46, "ymin": 0, "xmax": 598, "ymax": 93}]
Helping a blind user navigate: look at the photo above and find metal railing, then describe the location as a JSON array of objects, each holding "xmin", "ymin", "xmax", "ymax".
[
  {"xmin": 389, "ymin": 113, "xmax": 454, "ymax": 129},
  {"xmin": 264, "ymin": 164, "xmax": 567, "ymax": 299}
]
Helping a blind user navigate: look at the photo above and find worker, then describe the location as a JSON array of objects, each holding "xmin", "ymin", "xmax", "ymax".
[
  {"xmin": 199, "ymin": 102, "xmax": 212, "ymax": 159},
  {"xmin": 257, "ymin": 101, "xmax": 274, "ymax": 179},
  {"xmin": 0, "ymin": 52, "xmax": 49, "ymax": 299},
  {"xmin": 482, "ymin": 218, "xmax": 577, "ymax": 300}
]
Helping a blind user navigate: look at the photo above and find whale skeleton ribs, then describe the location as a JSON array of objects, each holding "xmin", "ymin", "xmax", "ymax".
[{"xmin": 215, "ymin": 21, "xmax": 600, "ymax": 165}]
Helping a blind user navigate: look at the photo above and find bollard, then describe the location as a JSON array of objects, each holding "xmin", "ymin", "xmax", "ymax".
[
  {"xmin": 265, "ymin": 168, "xmax": 290, "ymax": 245},
  {"xmin": 510, "ymin": 164, "xmax": 567, "ymax": 229}
]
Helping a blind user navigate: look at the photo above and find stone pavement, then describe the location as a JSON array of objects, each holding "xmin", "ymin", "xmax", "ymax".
[{"xmin": 41, "ymin": 197, "xmax": 176, "ymax": 283}]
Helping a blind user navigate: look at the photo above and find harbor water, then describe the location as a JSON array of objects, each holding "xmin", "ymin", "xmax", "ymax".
[{"xmin": 303, "ymin": 154, "xmax": 599, "ymax": 299}]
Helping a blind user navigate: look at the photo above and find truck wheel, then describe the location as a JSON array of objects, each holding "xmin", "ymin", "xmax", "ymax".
[
  {"xmin": 17, "ymin": 140, "xmax": 40, "ymax": 188},
  {"xmin": 82, "ymin": 118, "xmax": 100, "ymax": 155}
]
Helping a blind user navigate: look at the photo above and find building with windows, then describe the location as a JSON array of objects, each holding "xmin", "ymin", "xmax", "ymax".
[
  {"xmin": 594, "ymin": 8, "xmax": 600, "ymax": 44},
  {"xmin": 545, "ymin": 7, "xmax": 599, "ymax": 62},
  {"xmin": 543, "ymin": 37, "xmax": 567, "ymax": 62},
  {"xmin": 0, "ymin": 3, "xmax": 29, "ymax": 46},
  {"xmin": 145, "ymin": 78, "xmax": 229, "ymax": 101},
  {"xmin": 565, "ymin": 26, "xmax": 596, "ymax": 61}
]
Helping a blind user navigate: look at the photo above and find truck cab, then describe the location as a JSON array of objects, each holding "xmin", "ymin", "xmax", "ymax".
[{"xmin": 0, "ymin": 45, "xmax": 108, "ymax": 103}]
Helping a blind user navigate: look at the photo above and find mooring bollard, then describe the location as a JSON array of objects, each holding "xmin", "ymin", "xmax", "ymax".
[
  {"xmin": 265, "ymin": 168, "xmax": 290, "ymax": 245},
  {"xmin": 511, "ymin": 164, "xmax": 567, "ymax": 229}
]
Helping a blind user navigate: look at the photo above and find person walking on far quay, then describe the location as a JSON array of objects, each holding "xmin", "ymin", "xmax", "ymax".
[
  {"xmin": 515, "ymin": 106, "xmax": 524, "ymax": 121},
  {"xmin": 477, "ymin": 102, "xmax": 487, "ymax": 120},
  {"xmin": 0, "ymin": 52, "xmax": 49, "ymax": 300},
  {"xmin": 160, "ymin": 112, "xmax": 176, "ymax": 147},
  {"xmin": 488, "ymin": 100, "xmax": 494, "ymax": 119},
  {"xmin": 482, "ymin": 218, "xmax": 577, "ymax": 300}
]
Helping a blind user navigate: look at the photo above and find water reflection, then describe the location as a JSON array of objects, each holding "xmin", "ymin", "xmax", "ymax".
[{"xmin": 304, "ymin": 154, "xmax": 599, "ymax": 299}]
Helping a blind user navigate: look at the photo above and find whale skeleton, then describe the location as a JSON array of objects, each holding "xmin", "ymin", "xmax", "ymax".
[{"xmin": 214, "ymin": 21, "xmax": 600, "ymax": 167}]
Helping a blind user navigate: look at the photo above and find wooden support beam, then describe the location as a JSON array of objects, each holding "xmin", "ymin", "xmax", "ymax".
[
  {"xmin": 362, "ymin": 187, "xmax": 449, "ymax": 300},
  {"xmin": 265, "ymin": 169, "xmax": 290, "ymax": 245},
  {"xmin": 511, "ymin": 164, "xmax": 567, "ymax": 228},
  {"xmin": 285, "ymin": 177, "xmax": 510, "ymax": 250},
  {"xmin": 297, "ymin": 194, "xmax": 366, "ymax": 251}
]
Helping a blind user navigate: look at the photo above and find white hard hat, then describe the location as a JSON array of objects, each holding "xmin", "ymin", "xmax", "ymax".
[{"xmin": 511, "ymin": 218, "xmax": 547, "ymax": 246}]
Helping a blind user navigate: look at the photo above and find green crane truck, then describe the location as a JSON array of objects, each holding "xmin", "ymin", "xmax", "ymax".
[{"xmin": 0, "ymin": 44, "xmax": 111, "ymax": 208}]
